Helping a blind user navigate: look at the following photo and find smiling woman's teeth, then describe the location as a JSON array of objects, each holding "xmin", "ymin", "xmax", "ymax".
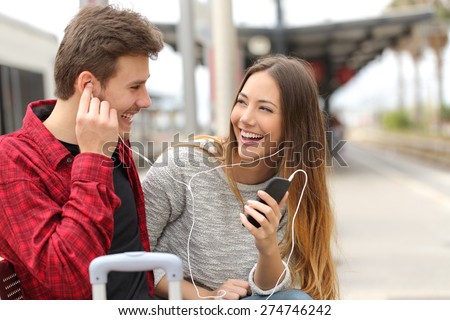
[{"xmin": 241, "ymin": 131, "xmax": 263, "ymax": 139}]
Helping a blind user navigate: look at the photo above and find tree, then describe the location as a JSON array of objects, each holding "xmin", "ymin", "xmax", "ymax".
[{"xmin": 389, "ymin": 0, "xmax": 450, "ymax": 131}]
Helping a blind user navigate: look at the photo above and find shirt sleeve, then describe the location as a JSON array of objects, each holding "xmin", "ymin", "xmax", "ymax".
[{"xmin": 0, "ymin": 153, "xmax": 120, "ymax": 299}]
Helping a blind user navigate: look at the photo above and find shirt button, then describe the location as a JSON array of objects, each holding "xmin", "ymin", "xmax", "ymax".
[{"xmin": 67, "ymin": 157, "xmax": 73, "ymax": 163}]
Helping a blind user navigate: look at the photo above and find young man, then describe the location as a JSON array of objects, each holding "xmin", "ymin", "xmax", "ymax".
[{"xmin": 0, "ymin": 5, "xmax": 163, "ymax": 299}]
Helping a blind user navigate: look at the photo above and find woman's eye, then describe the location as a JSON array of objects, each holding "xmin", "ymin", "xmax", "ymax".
[{"xmin": 260, "ymin": 106, "xmax": 273, "ymax": 113}]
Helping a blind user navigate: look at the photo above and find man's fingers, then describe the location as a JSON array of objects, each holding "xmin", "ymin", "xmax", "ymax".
[
  {"xmin": 109, "ymin": 106, "xmax": 117, "ymax": 120},
  {"xmin": 78, "ymin": 82, "xmax": 93, "ymax": 116},
  {"xmin": 76, "ymin": 87, "xmax": 118, "ymax": 157},
  {"xmin": 99, "ymin": 100, "xmax": 111, "ymax": 119}
]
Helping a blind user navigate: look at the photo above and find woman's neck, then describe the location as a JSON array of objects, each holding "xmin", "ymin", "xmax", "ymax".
[{"xmin": 230, "ymin": 154, "xmax": 278, "ymax": 185}]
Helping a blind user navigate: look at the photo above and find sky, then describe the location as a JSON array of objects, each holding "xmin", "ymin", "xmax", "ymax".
[
  {"xmin": 0, "ymin": 0, "xmax": 394, "ymax": 39},
  {"xmin": 2, "ymin": 0, "xmax": 446, "ymax": 128}
]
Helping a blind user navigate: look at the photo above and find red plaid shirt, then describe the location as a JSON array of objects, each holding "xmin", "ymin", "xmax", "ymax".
[{"xmin": 0, "ymin": 100, "xmax": 153, "ymax": 299}]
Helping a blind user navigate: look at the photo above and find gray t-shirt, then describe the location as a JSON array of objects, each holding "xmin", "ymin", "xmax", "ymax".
[{"xmin": 143, "ymin": 144, "xmax": 291, "ymax": 296}]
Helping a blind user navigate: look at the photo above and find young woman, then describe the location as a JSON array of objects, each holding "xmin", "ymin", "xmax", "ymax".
[{"xmin": 143, "ymin": 55, "xmax": 339, "ymax": 300}]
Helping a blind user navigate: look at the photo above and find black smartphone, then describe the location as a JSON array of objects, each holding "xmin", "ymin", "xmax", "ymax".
[{"xmin": 245, "ymin": 177, "xmax": 291, "ymax": 228}]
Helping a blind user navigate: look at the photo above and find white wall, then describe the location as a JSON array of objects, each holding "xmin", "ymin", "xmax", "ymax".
[{"xmin": 0, "ymin": 13, "xmax": 58, "ymax": 99}]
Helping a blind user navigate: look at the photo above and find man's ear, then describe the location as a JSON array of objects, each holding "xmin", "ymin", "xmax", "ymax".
[{"xmin": 77, "ymin": 71, "xmax": 96, "ymax": 96}]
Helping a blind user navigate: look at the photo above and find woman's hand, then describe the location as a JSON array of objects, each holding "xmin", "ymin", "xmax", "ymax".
[
  {"xmin": 210, "ymin": 279, "xmax": 251, "ymax": 300},
  {"xmin": 240, "ymin": 191, "xmax": 289, "ymax": 290},
  {"xmin": 240, "ymin": 190, "xmax": 289, "ymax": 254}
]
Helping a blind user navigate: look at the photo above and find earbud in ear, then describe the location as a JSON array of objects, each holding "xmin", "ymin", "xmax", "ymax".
[{"xmin": 83, "ymin": 81, "xmax": 94, "ymax": 98}]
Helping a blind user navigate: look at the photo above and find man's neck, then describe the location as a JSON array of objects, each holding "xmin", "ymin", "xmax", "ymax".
[{"xmin": 43, "ymin": 97, "xmax": 79, "ymax": 144}]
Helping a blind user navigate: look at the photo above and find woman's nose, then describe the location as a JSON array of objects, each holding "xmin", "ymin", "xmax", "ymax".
[{"xmin": 239, "ymin": 106, "xmax": 256, "ymax": 126}]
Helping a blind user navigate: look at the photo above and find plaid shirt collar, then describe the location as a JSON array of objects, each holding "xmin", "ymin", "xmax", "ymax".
[{"xmin": 22, "ymin": 100, "xmax": 73, "ymax": 171}]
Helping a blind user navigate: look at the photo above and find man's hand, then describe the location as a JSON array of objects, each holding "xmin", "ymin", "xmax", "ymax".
[{"xmin": 75, "ymin": 83, "xmax": 118, "ymax": 158}]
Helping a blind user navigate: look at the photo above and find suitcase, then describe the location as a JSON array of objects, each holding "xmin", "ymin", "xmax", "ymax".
[{"xmin": 89, "ymin": 251, "xmax": 183, "ymax": 300}]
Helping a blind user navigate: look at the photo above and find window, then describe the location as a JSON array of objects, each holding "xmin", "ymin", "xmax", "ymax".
[{"xmin": 0, "ymin": 65, "xmax": 44, "ymax": 135}]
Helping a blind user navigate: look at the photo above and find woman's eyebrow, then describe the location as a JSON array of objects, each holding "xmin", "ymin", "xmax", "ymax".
[
  {"xmin": 239, "ymin": 92, "xmax": 277, "ymax": 107},
  {"xmin": 259, "ymin": 99, "xmax": 276, "ymax": 107}
]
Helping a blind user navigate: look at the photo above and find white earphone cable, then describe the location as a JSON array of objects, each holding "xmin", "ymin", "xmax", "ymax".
[{"xmin": 120, "ymin": 137, "xmax": 307, "ymax": 300}]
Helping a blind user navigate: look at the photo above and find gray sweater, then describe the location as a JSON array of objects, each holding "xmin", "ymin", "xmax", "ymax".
[{"xmin": 142, "ymin": 144, "xmax": 291, "ymax": 296}]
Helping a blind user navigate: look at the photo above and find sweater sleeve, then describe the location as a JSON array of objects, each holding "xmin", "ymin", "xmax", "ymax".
[
  {"xmin": 142, "ymin": 149, "xmax": 187, "ymax": 286},
  {"xmin": 248, "ymin": 260, "xmax": 292, "ymax": 296}
]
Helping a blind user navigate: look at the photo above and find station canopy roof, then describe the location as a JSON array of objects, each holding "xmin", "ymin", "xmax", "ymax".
[
  {"xmin": 239, "ymin": 6, "xmax": 435, "ymax": 93},
  {"xmin": 155, "ymin": 5, "xmax": 435, "ymax": 97}
]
